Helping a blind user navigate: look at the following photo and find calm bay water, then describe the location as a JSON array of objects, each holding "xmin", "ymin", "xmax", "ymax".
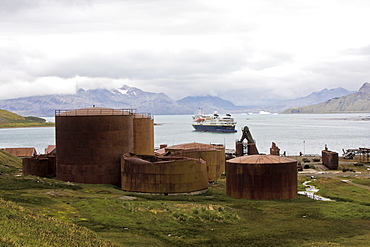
[
  {"xmin": 0, "ymin": 113, "xmax": 369, "ymax": 155},
  {"xmin": 154, "ymin": 113, "xmax": 370, "ymax": 155}
]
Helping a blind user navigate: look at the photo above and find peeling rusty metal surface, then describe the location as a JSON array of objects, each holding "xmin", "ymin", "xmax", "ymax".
[
  {"xmin": 235, "ymin": 142, "xmax": 244, "ymax": 157},
  {"xmin": 166, "ymin": 142, "xmax": 219, "ymax": 150},
  {"xmin": 166, "ymin": 149, "xmax": 225, "ymax": 182},
  {"xmin": 165, "ymin": 143, "xmax": 226, "ymax": 182},
  {"xmin": 270, "ymin": 142, "xmax": 280, "ymax": 156},
  {"xmin": 322, "ymin": 150, "xmax": 338, "ymax": 170},
  {"xmin": 4, "ymin": 148, "xmax": 37, "ymax": 158},
  {"xmin": 22, "ymin": 154, "xmax": 56, "ymax": 177},
  {"xmin": 55, "ymin": 107, "xmax": 154, "ymax": 185},
  {"xmin": 45, "ymin": 145, "xmax": 56, "ymax": 154},
  {"xmin": 56, "ymin": 111, "xmax": 135, "ymax": 185},
  {"xmin": 121, "ymin": 155, "xmax": 208, "ymax": 194},
  {"xmin": 226, "ymin": 155, "xmax": 298, "ymax": 200},
  {"xmin": 133, "ymin": 116, "xmax": 154, "ymax": 155}
]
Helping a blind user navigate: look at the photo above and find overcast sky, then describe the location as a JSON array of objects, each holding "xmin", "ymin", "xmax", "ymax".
[{"xmin": 1, "ymin": 0, "xmax": 370, "ymax": 105}]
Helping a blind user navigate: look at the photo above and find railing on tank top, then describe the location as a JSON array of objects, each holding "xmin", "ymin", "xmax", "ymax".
[
  {"xmin": 55, "ymin": 108, "xmax": 136, "ymax": 116},
  {"xmin": 134, "ymin": 112, "xmax": 152, "ymax": 119},
  {"xmin": 55, "ymin": 109, "xmax": 152, "ymax": 119}
]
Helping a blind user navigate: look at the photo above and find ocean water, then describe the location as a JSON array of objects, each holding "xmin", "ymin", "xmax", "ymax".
[
  {"xmin": 0, "ymin": 113, "xmax": 369, "ymax": 155},
  {"xmin": 154, "ymin": 113, "xmax": 370, "ymax": 155},
  {"xmin": 0, "ymin": 127, "xmax": 55, "ymax": 154}
]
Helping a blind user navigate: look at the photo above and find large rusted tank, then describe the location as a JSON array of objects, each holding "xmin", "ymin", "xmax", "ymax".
[
  {"xmin": 23, "ymin": 154, "xmax": 56, "ymax": 178},
  {"xmin": 121, "ymin": 155, "xmax": 208, "ymax": 194},
  {"xmin": 55, "ymin": 107, "xmax": 135, "ymax": 185},
  {"xmin": 165, "ymin": 143, "xmax": 225, "ymax": 182},
  {"xmin": 133, "ymin": 113, "xmax": 154, "ymax": 155},
  {"xmin": 226, "ymin": 155, "xmax": 298, "ymax": 200}
]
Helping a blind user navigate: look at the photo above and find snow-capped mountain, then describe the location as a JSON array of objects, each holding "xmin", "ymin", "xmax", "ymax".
[{"xmin": 0, "ymin": 86, "xmax": 192, "ymax": 116}]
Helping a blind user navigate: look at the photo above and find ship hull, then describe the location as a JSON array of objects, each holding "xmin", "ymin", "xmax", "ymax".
[{"xmin": 192, "ymin": 124, "xmax": 237, "ymax": 133}]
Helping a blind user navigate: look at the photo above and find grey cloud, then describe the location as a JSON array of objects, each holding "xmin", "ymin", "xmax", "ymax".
[
  {"xmin": 31, "ymin": 49, "xmax": 246, "ymax": 80},
  {"xmin": 306, "ymin": 50, "xmax": 370, "ymax": 91},
  {"xmin": 0, "ymin": 0, "xmax": 40, "ymax": 14},
  {"xmin": 0, "ymin": 43, "xmax": 45, "ymax": 77},
  {"xmin": 0, "ymin": 0, "xmax": 94, "ymax": 14},
  {"xmin": 246, "ymin": 51, "xmax": 293, "ymax": 71},
  {"xmin": 0, "ymin": 45, "xmax": 24, "ymax": 68},
  {"xmin": 0, "ymin": 0, "xmax": 250, "ymax": 37},
  {"xmin": 1, "ymin": 0, "xmax": 369, "ymax": 104},
  {"xmin": 345, "ymin": 45, "xmax": 370, "ymax": 56}
]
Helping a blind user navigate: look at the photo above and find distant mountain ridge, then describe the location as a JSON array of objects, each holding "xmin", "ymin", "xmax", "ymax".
[
  {"xmin": 0, "ymin": 86, "xmax": 193, "ymax": 116},
  {"xmin": 177, "ymin": 96, "xmax": 242, "ymax": 114},
  {"xmin": 264, "ymin": 87, "xmax": 354, "ymax": 113},
  {"xmin": 0, "ymin": 84, "xmax": 366, "ymax": 116},
  {"xmin": 282, "ymin": 83, "xmax": 370, "ymax": 113}
]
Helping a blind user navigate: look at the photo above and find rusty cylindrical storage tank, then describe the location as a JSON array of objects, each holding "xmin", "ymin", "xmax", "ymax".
[
  {"xmin": 212, "ymin": 144, "xmax": 226, "ymax": 175},
  {"xmin": 165, "ymin": 143, "xmax": 225, "ymax": 182},
  {"xmin": 226, "ymin": 155, "xmax": 298, "ymax": 200},
  {"xmin": 121, "ymin": 156, "xmax": 208, "ymax": 194},
  {"xmin": 56, "ymin": 107, "xmax": 134, "ymax": 185},
  {"xmin": 133, "ymin": 113, "xmax": 154, "ymax": 155}
]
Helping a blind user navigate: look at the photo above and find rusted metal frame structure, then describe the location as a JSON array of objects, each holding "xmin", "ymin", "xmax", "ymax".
[
  {"xmin": 359, "ymin": 148, "xmax": 370, "ymax": 163},
  {"xmin": 236, "ymin": 126, "xmax": 259, "ymax": 156},
  {"xmin": 134, "ymin": 112, "xmax": 152, "ymax": 119}
]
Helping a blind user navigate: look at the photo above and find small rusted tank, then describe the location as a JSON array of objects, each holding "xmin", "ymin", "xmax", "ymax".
[
  {"xmin": 133, "ymin": 113, "xmax": 154, "ymax": 155},
  {"xmin": 165, "ymin": 143, "xmax": 225, "ymax": 182},
  {"xmin": 322, "ymin": 149, "xmax": 338, "ymax": 170},
  {"xmin": 226, "ymin": 155, "xmax": 298, "ymax": 200},
  {"xmin": 121, "ymin": 155, "xmax": 208, "ymax": 194},
  {"xmin": 235, "ymin": 141, "xmax": 244, "ymax": 157},
  {"xmin": 23, "ymin": 154, "xmax": 56, "ymax": 178}
]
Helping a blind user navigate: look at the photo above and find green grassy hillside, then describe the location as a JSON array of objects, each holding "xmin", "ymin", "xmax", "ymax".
[
  {"xmin": 1, "ymin": 150, "xmax": 370, "ymax": 246},
  {"xmin": 282, "ymin": 87, "xmax": 370, "ymax": 114},
  {"xmin": 0, "ymin": 150, "xmax": 22, "ymax": 174},
  {"xmin": 0, "ymin": 151, "xmax": 117, "ymax": 246},
  {"xmin": 0, "ymin": 199, "xmax": 117, "ymax": 247},
  {"xmin": 0, "ymin": 109, "xmax": 54, "ymax": 128}
]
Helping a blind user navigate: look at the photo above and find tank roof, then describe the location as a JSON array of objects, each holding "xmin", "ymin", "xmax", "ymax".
[
  {"xmin": 56, "ymin": 107, "xmax": 134, "ymax": 116},
  {"xmin": 3, "ymin": 147, "xmax": 37, "ymax": 157},
  {"xmin": 228, "ymin": 155, "xmax": 296, "ymax": 164},
  {"xmin": 166, "ymin": 142, "xmax": 222, "ymax": 150}
]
